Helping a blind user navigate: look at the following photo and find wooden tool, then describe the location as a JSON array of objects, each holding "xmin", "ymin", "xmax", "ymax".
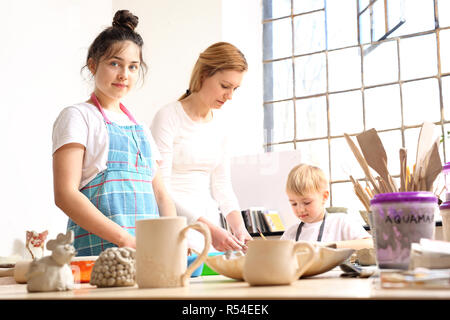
[
  {"xmin": 399, "ymin": 148, "xmax": 407, "ymax": 192},
  {"xmin": 414, "ymin": 122, "xmax": 437, "ymax": 190},
  {"xmin": 423, "ymin": 139, "xmax": 442, "ymax": 191},
  {"xmin": 344, "ymin": 133, "xmax": 380, "ymax": 194},
  {"xmin": 349, "ymin": 176, "xmax": 371, "ymax": 211},
  {"xmin": 257, "ymin": 227, "xmax": 267, "ymax": 240},
  {"xmin": 356, "ymin": 129, "xmax": 397, "ymax": 192}
]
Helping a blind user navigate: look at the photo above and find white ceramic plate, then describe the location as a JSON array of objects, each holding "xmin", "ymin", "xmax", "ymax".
[{"xmin": 297, "ymin": 247, "xmax": 355, "ymax": 278}]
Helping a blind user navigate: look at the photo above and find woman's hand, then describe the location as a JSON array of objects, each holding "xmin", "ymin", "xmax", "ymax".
[
  {"xmin": 232, "ymin": 227, "xmax": 252, "ymax": 248},
  {"xmin": 209, "ymin": 225, "xmax": 245, "ymax": 252},
  {"xmin": 225, "ymin": 210, "xmax": 253, "ymax": 251},
  {"xmin": 197, "ymin": 217, "xmax": 243, "ymax": 252}
]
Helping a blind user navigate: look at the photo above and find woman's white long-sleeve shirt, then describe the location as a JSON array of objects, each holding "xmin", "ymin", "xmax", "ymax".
[{"xmin": 150, "ymin": 101, "xmax": 240, "ymax": 232}]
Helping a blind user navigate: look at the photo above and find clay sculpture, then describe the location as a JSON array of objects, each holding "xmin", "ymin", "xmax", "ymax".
[
  {"xmin": 26, "ymin": 231, "xmax": 76, "ymax": 292},
  {"xmin": 90, "ymin": 247, "xmax": 136, "ymax": 287}
]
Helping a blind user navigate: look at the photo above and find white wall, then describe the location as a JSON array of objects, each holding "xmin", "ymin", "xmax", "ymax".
[
  {"xmin": 112, "ymin": 0, "xmax": 264, "ymax": 156},
  {"xmin": 0, "ymin": 0, "xmax": 263, "ymax": 257},
  {"xmin": 112, "ymin": 0, "xmax": 223, "ymax": 126},
  {"xmin": 0, "ymin": 0, "xmax": 112, "ymax": 258}
]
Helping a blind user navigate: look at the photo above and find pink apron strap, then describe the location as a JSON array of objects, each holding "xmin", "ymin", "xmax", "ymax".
[{"xmin": 90, "ymin": 93, "xmax": 138, "ymax": 125}]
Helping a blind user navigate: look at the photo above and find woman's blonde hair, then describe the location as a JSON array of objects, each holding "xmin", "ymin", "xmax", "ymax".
[
  {"xmin": 179, "ymin": 42, "xmax": 248, "ymax": 100},
  {"xmin": 286, "ymin": 164, "xmax": 329, "ymax": 196}
]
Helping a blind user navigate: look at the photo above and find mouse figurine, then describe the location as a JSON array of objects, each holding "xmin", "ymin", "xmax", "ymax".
[{"xmin": 26, "ymin": 231, "xmax": 76, "ymax": 292}]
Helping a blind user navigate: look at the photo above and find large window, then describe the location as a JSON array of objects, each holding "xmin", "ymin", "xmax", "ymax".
[{"xmin": 263, "ymin": 0, "xmax": 450, "ymax": 215}]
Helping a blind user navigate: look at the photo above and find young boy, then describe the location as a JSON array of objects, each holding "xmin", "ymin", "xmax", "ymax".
[{"xmin": 280, "ymin": 164, "xmax": 373, "ymax": 250}]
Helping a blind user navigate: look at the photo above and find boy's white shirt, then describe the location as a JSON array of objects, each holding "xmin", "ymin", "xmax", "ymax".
[{"xmin": 280, "ymin": 212, "xmax": 371, "ymax": 242}]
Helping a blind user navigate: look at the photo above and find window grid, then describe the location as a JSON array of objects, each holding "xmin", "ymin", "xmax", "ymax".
[{"xmin": 263, "ymin": 0, "xmax": 450, "ymax": 206}]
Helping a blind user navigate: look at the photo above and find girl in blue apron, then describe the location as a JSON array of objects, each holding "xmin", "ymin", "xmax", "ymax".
[{"xmin": 52, "ymin": 10, "xmax": 176, "ymax": 256}]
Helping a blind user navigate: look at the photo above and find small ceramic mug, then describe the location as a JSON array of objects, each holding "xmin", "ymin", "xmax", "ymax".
[
  {"xmin": 243, "ymin": 239, "xmax": 316, "ymax": 286},
  {"xmin": 136, "ymin": 216, "xmax": 211, "ymax": 288}
]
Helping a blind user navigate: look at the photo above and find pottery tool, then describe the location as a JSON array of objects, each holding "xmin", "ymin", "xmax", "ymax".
[
  {"xmin": 344, "ymin": 133, "xmax": 381, "ymax": 194},
  {"xmin": 399, "ymin": 148, "xmax": 407, "ymax": 192},
  {"xmin": 349, "ymin": 175, "xmax": 371, "ymax": 211},
  {"xmin": 414, "ymin": 122, "xmax": 437, "ymax": 190},
  {"xmin": 423, "ymin": 139, "xmax": 442, "ymax": 191},
  {"xmin": 339, "ymin": 262, "xmax": 375, "ymax": 278},
  {"xmin": 257, "ymin": 227, "xmax": 267, "ymax": 240},
  {"xmin": 356, "ymin": 128, "xmax": 397, "ymax": 192}
]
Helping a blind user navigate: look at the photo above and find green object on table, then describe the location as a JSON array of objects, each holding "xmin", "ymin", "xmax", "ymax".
[{"xmin": 200, "ymin": 252, "xmax": 224, "ymax": 276}]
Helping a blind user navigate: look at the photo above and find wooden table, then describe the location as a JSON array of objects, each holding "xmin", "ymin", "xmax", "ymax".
[{"xmin": 1, "ymin": 268, "xmax": 449, "ymax": 300}]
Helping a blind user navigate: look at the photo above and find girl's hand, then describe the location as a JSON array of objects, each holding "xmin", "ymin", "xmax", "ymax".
[{"xmin": 118, "ymin": 232, "xmax": 136, "ymax": 249}]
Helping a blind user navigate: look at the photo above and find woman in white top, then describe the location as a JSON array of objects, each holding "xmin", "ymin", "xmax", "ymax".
[{"xmin": 151, "ymin": 42, "xmax": 252, "ymax": 252}]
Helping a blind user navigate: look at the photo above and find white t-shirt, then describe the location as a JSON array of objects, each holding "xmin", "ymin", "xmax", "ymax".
[
  {"xmin": 280, "ymin": 213, "xmax": 371, "ymax": 242},
  {"xmin": 52, "ymin": 102, "xmax": 160, "ymax": 189},
  {"xmin": 151, "ymin": 101, "xmax": 240, "ymax": 251}
]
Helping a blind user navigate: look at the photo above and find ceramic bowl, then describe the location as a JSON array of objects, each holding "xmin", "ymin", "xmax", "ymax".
[
  {"xmin": 70, "ymin": 256, "xmax": 98, "ymax": 283},
  {"xmin": 204, "ymin": 254, "xmax": 246, "ymax": 281},
  {"xmin": 204, "ymin": 246, "xmax": 354, "ymax": 280},
  {"xmin": 297, "ymin": 247, "xmax": 355, "ymax": 278}
]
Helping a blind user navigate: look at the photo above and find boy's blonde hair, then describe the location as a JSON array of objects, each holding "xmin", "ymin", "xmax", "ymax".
[{"xmin": 286, "ymin": 164, "xmax": 329, "ymax": 196}]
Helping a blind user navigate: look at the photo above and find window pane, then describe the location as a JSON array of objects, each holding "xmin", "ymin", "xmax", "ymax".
[
  {"xmin": 364, "ymin": 84, "xmax": 401, "ymax": 130},
  {"xmin": 377, "ymin": 130, "xmax": 402, "ymax": 176},
  {"xmin": 293, "ymin": 0, "xmax": 324, "ymax": 14},
  {"xmin": 294, "ymin": 53, "xmax": 326, "ymax": 97},
  {"xmin": 328, "ymin": 47, "xmax": 361, "ymax": 92},
  {"xmin": 329, "ymin": 91, "xmax": 363, "ymax": 136},
  {"xmin": 400, "ymin": 34, "xmax": 437, "ymax": 80},
  {"xmin": 263, "ymin": 0, "xmax": 291, "ymax": 20},
  {"xmin": 363, "ymin": 39, "xmax": 398, "ymax": 86},
  {"xmin": 359, "ymin": 7, "xmax": 371, "ymax": 44},
  {"xmin": 330, "ymin": 136, "xmax": 365, "ymax": 181},
  {"xmin": 265, "ymin": 101, "xmax": 294, "ymax": 143},
  {"xmin": 296, "ymin": 139, "xmax": 329, "ymax": 174},
  {"xmin": 439, "ymin": 0, "xmax": 450, "ymax": 28},
  {"xmin": 440, "ymin": 29, "xmax": 450, "ymax": 74},
  {"xmin": 327, "ymin": 0, "xmax": 357, "ymax": 50},
  {"xmin": 296, "ymin": 96, "xmax": 327, "ymax": 139},
  {"xmin": 293, "ymin": 11, "xmax": 325, "ymax": 55},
  {"xmin": 402, "ymin": 79, "xmax": 440, "ymax": 126},
  {"xmin": 358, "ymin": 0, "xmax": 370, "ymax": 11},
  {"xmin": 372, "ymin": 0, "xmax": 387, "ymax": 41},
  {"xmin": 442, "ymin": 76, "xmax": 450, "ymax": 121},
  {"xmin": 263, "ymin": 19, "xmax": 292, "ymax": 60},
  {"xmin": 388, "ymin": 0, "xmax": 435, "ymax": 38},
  {"xmin": 266, "ymin": 59, "xmax": 293, "ymax": 101},
  {"xmin": 331, "ymin": 182, "xmax": 367, "ymax": 223},
  {"xmin": 387, "ymin": 0, "xmax": 405, "ymax": 32}
]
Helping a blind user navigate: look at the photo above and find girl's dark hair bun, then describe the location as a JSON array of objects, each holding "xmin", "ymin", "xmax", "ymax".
[{"xmin": 112, "ymin": 10, "xmax": 139, "ymax": 31}]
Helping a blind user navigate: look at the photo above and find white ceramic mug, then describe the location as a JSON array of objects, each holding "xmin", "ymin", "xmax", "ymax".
[
  {"xmin": 243, "ymin": 239, "xmax": 316, "ymax": 286},
  {"xmin": 136, "ymin": 216, "xmax": 211, "ymax": 288}
]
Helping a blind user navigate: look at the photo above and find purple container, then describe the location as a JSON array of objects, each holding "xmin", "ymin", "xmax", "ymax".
[{"xmin": 370, "ymin": 192, "xmax": 437, "ymax": 269}]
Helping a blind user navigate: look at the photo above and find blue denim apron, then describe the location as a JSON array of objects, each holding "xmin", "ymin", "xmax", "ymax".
[{"xmin": 68, "ymin": 94, "xmax": 159, "ymax": 256}]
